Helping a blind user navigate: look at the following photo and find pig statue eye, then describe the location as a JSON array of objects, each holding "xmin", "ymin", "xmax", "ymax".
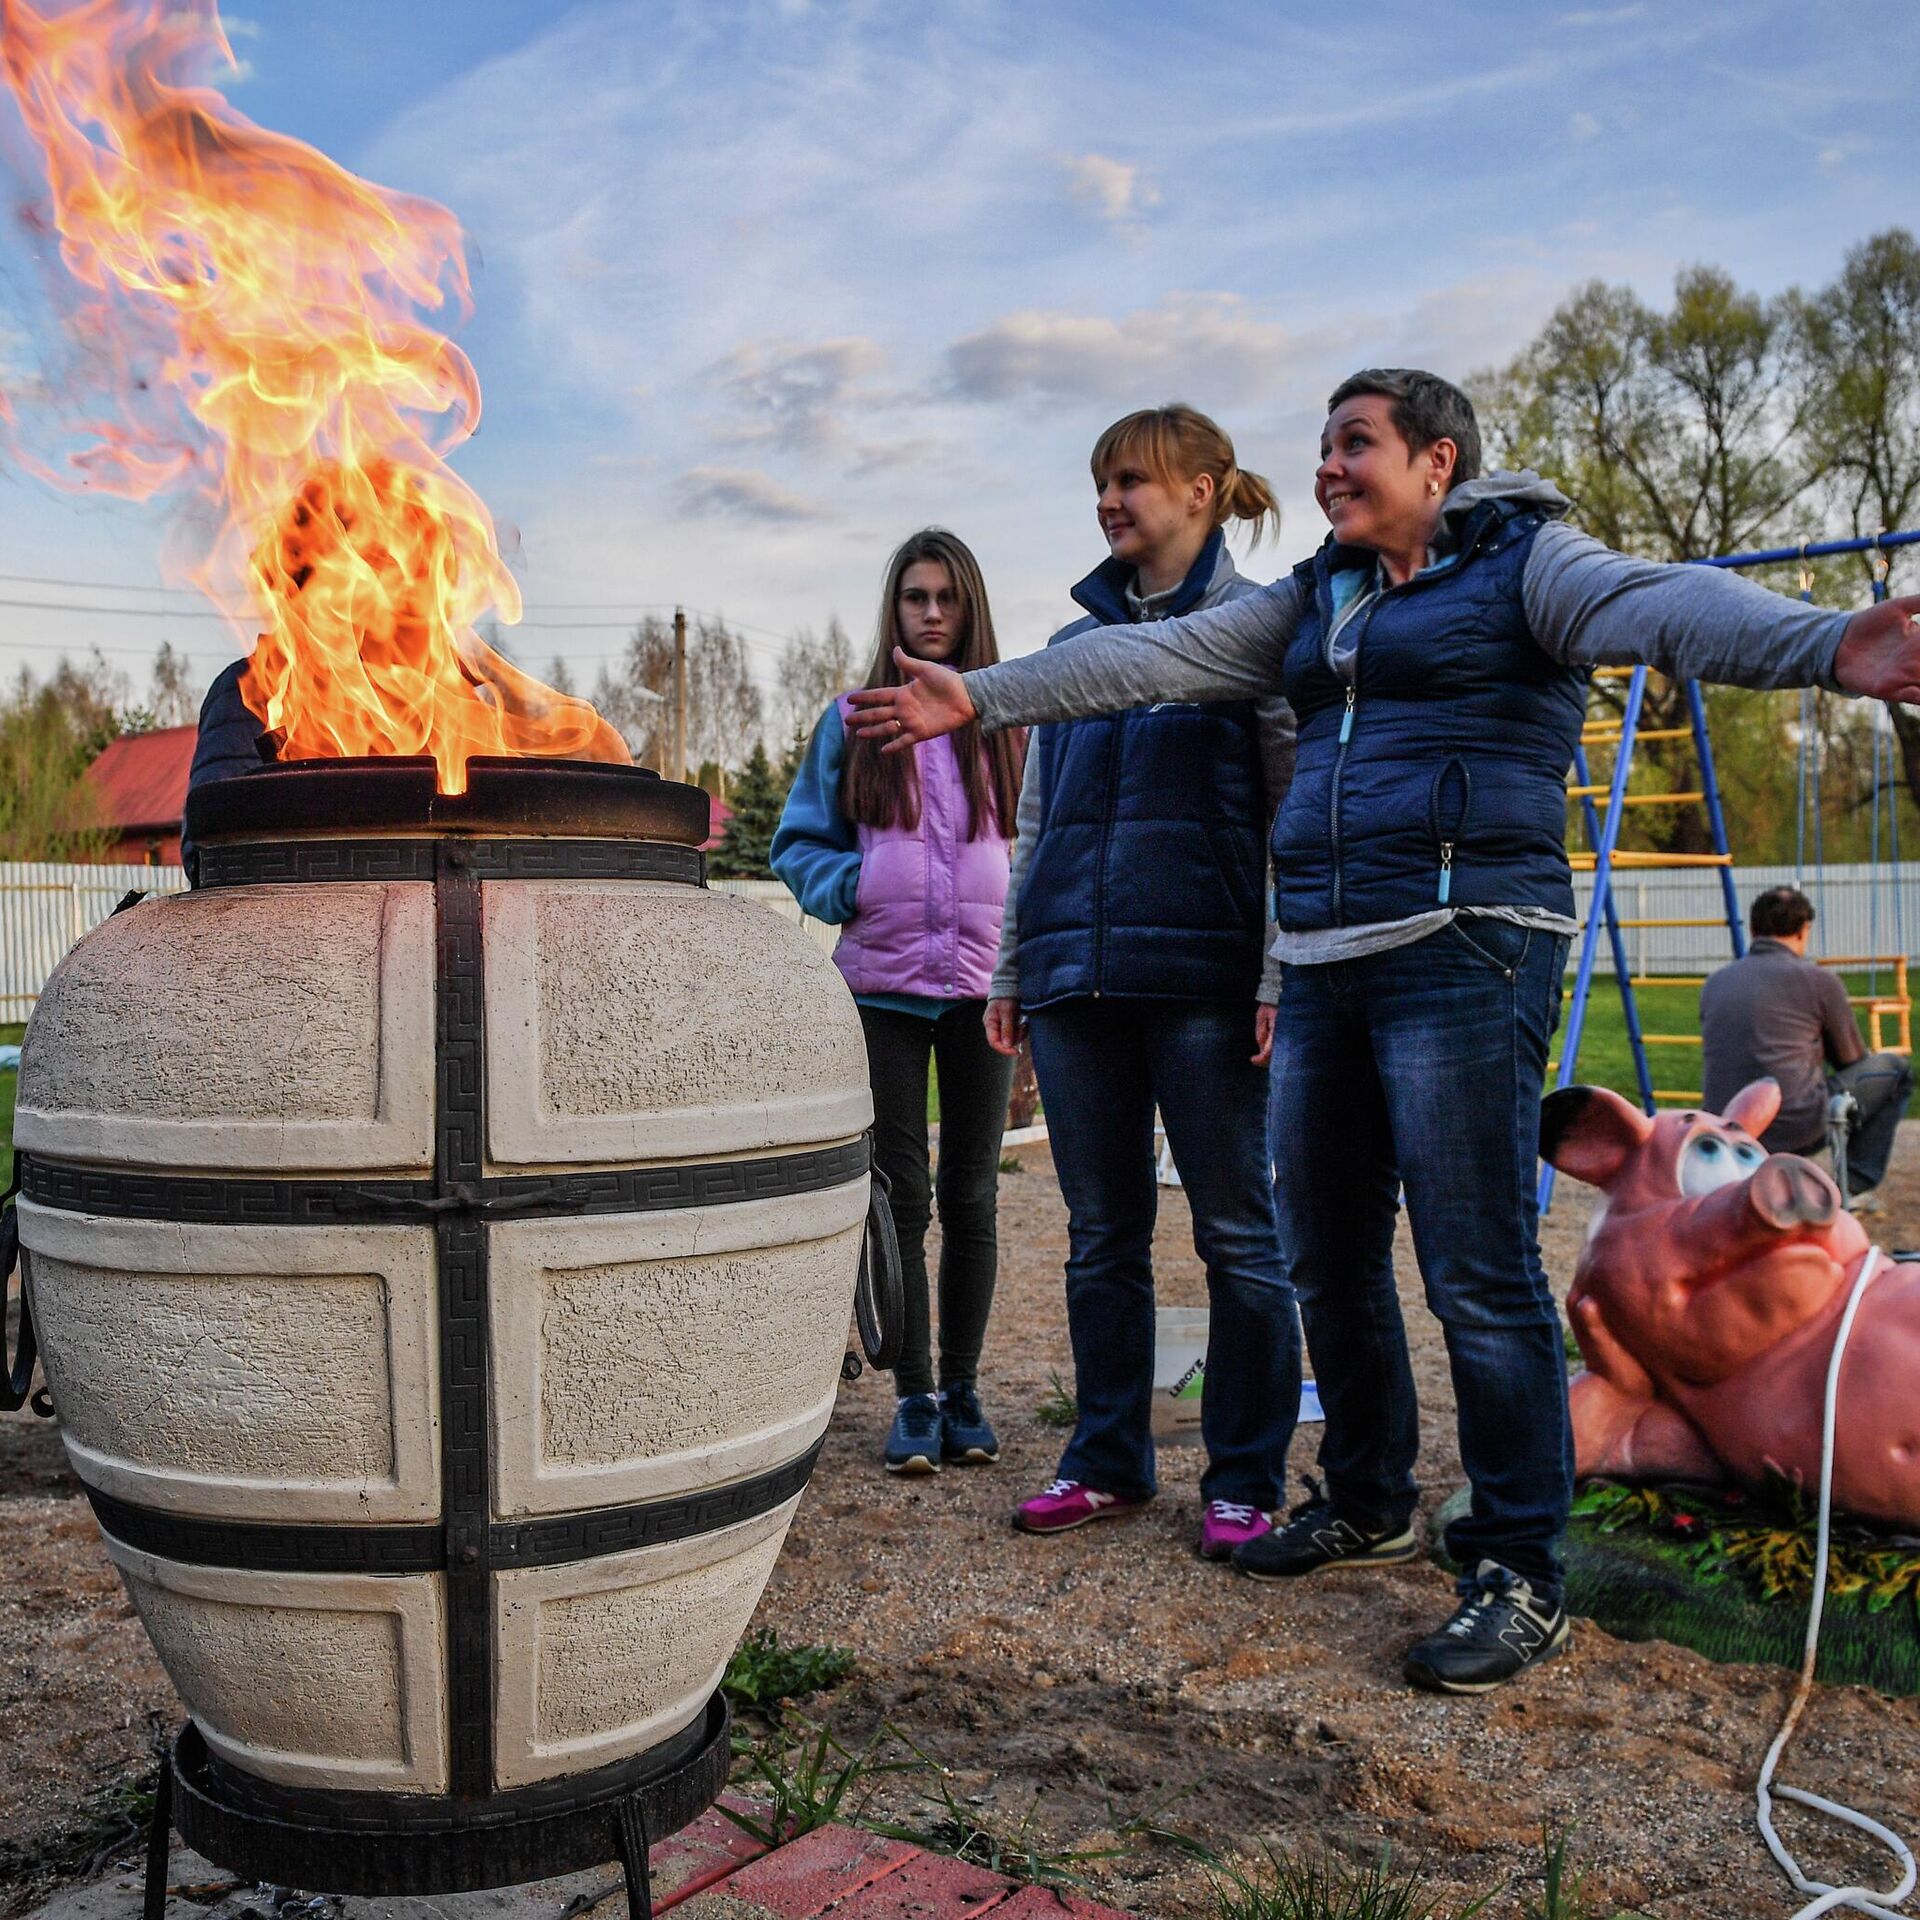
[{"xmin": 1680, "ymin": 1133, "xmax": 1764, "ymax": 1197}]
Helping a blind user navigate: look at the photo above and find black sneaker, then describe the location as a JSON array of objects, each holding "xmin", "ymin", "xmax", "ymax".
[
  {"xmin": 884, "ymin": 1394, "xmax": 943, "ymax": 1474},
  {"xmin": 1402, "ymin": 1560, "xmax": 1570, "ymax": 1694},
  {"xmin": 939, "ymin": 1380, "xmax": 999, "ymax": 1464},
  {"xmin": 1232, "ymin": 1477, "xmax": 1418, "ymax": 1581}
]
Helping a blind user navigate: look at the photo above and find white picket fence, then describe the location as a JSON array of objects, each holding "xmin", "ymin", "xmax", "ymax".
[
  {"xmin": 0, "ymin": 865, "xmax": 833, "ymax": 1023},
  {"xmin": 1573, "ymin": 862, "xmax": 1919, "ymax": 976},
  {"xmin": 0, "ymin": 862, "xmax": 191, "ymax": 1022},
  {"xmin": 2, "ymin": 859, "xmax": 1909, "ymax": 1026}
]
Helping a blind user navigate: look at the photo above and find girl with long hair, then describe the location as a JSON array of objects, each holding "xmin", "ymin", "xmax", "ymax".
[
  {"xmin": 772, "ymin": 529, "xmax": 1025, "ymax": 1473},
  {"xmin": 988, "ymin": 404, "xmax": 1303, "ymax": 1563}
]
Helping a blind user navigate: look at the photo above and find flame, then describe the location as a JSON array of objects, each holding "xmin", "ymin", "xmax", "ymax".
[{"xmin": 0, "ymin": 0, "xmax": 628, "ymax": 791}]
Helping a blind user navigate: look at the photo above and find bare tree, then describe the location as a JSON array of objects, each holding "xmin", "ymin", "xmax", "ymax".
[
  {"xmin": 591, "ymin": 617, "xmax": 675, "ymax": 766},
  {"xmin": 777, "ymin": 615, "xmax": 858, "ymax": 740},
  {"xmin": 1792, "ymin": 230, "xmax": 1920, "ymax": 805},
  {"xmin": 590, "ymin": 615, "xmax": 765, "ymax": 775},
  {"xmin": 546, "ymin": 655, "xmax": 576, "ymax": 698},
  {"xmin": 149, "ymin": 640, "xmax": 200, "ymax": 728},
  {"xmin": 685, "ymin": 617, "xmax": 765, "ymax": 773},
  {"xmin": 1473, "ymin": 264, "xmax": 1827, "ymax": 853}
]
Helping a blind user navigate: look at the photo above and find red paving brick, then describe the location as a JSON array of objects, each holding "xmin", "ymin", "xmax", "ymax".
[
  {"xmin": 653, "ymin": 1798, "xmax": 773, "ymax": 1910},
  {"xmin": 822, "ymin": 1848, "xmax": 1010, "ymax": 1916},
  {"xmin": 718, "ymin": 1823, "xmax": 919, "ymax": 1916}
]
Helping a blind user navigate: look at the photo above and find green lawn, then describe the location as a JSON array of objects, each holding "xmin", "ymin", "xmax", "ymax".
[
  {"xmin": 1553, "ymin": 969, "xmax": 1920, "ymax": 1116},
  {"xmin": 0, "ymin": 1022, "xmax": 18, "ymax": 1190}
]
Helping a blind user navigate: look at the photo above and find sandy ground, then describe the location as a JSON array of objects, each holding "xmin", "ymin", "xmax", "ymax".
[{"xmin": 4, "ymin": 1135, "xmax": 1919, "ymax": 1919}]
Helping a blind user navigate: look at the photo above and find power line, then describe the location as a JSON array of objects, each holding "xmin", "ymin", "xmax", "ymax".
[{"xmin": 0, "ymin": 589, "xmax": 805, "ymax": 654}]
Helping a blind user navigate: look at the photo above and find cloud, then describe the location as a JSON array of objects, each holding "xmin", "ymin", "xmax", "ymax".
[
  {"xmin": 703, "ymin": 335, "xmax": 887, "ymax": 453},
  {"xmin": 1056, "ymin": 152, "xmax": 1159, "ymax": 226},
  {"xmin": 678, "ymin": 465, "xmax": 833, "ymax": 523},
  {"xmin": 945, "ymin": 293, "xmax": 1315, "ymax": 405},
  {"xmin": 1567, "ymin": 110, "xmax": 1601, "ymax": 142}
]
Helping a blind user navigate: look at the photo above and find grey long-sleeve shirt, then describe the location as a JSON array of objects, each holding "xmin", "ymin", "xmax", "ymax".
[{"xmin": 965, "ymin": 498, "xmax": 1852, "ymax": 964}]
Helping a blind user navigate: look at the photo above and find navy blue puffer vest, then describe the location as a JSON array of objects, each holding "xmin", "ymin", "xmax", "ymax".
[
  {"xmin": 1018, "ymin": 532, "xmax": 1269, "ymax": 1009},
  {"xmin": 1275, "ymin": 501, "xmax": 1586, "ymax": 932}
]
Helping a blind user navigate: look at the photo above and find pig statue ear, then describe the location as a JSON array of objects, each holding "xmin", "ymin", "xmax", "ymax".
[
  {"xmin": 1720, "ymin": 1078, "xmax": 1781, "ymax": 1139},
  {"xmin": 1539, "ymin": 1085, "xmax": 1655, "ymax": 1187}
]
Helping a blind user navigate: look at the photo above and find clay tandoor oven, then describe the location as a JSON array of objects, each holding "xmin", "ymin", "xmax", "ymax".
[{"xmin": 7, "ymin": 756, "xmax": 878, "ymax": 1911}]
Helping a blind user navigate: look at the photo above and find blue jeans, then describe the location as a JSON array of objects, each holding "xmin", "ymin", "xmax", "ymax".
[
  {"xmin": 1027, "ymin": 997, "xmax": 1300, "ymax": 1507},
  {"xmin": 1267, "ymin": 920, "xmax": 1573, "ymax": 1601}
]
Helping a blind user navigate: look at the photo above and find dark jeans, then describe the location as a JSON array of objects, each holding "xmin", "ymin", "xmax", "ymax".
[
  {"xmin": 1829, "ymin": 1051, "xmax": 1914, "ymax": 1193},
  {"xmin": 1027, "ymin": 997, "xmax": 1300, "ymax": 1508},
  {"xmin": 859, "ymin": 1002, "xmax": 1015, "ymax": 1399},
  {"xmin": 1267, "ymin": 920, "xmax": 1573, "ymax": 1602}
]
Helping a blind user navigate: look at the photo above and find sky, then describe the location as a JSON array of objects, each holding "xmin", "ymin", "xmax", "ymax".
[{"xmin": 0, "ymin": 0, "xmax": 1917, "ymax": 718}]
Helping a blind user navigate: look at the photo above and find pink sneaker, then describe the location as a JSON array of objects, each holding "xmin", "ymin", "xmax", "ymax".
[
  {"xmin": 1013, "ymin": 1479, "xmax": 1149, "ymax": 1535},
  {"xmin": 1198, "ymin": 1500, "xmax": 1272, "ymax": 1561}
]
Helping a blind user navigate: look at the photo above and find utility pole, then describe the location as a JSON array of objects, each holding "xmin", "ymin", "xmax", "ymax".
[{"xmin": 672, "ymin": 605, "xmax": 688, "ymax": 784}]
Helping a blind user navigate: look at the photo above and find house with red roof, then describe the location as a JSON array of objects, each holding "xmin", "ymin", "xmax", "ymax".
[{"xmin": 82, "ymin": 724, "xmax": 196, "ymax": 866}]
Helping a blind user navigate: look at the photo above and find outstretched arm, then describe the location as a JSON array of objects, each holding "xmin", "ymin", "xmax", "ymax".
[
  {"xmin": 1524, "ymin": 523, "xmax": 1920, "ymax": 698},
  {"xmin": 847, "ymin": 576, "xmax": 1304, "ymax": 747}
]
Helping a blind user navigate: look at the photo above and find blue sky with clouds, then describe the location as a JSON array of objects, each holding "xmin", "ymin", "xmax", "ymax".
[{"xmin": 1, "ymin": 0, "xmax": 1916, "ymax": 708}]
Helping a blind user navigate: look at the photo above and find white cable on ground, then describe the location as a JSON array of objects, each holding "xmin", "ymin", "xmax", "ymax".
[{"xmin": 1754, "ymin": 1247, "xmax": 1918, "ymax": 1920}]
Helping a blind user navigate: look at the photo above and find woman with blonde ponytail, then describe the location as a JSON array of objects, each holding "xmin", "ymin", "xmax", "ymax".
[{"xmin": 987, "ymin": 405, "xmax": 1303, "ymax": 1560}]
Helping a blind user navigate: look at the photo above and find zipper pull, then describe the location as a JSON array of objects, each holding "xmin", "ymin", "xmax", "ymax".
[
  {"xmin": 1339, "ymin": 688, "xmax": 1356, "ymax": 744},
  {"xmin": 1438, "ymin": 842, "xmax": 1454, "ymax": 904}
]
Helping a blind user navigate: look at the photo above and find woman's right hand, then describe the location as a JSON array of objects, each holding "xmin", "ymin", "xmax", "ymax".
[
  {"xmin": 845, "ymin": 649, "xmax": 977, "ymax": 750},
  {"xmin": 984, "ymin": 997, "xmax": 1025, "ymax": 1056}
]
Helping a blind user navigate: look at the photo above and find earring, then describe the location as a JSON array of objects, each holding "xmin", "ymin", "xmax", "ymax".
[{"xmin": 1429, "ymin": 481, "xmax": 1440, "ymax": 496}]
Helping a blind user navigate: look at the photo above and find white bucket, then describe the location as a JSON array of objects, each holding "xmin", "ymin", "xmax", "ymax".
[
  {"xmin": 1151, "ymin": 1306, "xmax": 1210, "ymax": 1443},
  {"xmin": 1150, "ymin": 1307, "xmax": 1325, "ymax": 1444}
]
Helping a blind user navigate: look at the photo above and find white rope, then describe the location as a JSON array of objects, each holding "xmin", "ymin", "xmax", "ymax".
[{"xmin": 1754, "ymin": 1248, "xmax": 1918, "ymax": 1920}]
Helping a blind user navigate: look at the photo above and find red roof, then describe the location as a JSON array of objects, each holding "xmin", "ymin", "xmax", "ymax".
[
  {"xmin": 84, "ymin": 725, "xmax": 196, "ymax": 832},
  {"xmin": 703, "ymin": 792, "xmax": 734, "ymax": 852}
]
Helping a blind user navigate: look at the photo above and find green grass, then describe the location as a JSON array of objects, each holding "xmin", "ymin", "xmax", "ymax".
[
  {"xmin": 0, "ymin": 1020, "xmax": 20, "ymax": 1190},
  {"xmin": 1554, "ymin": 970, "xmax": 1920, "ymax": 1116},
  {"xmin": 721, "ymin": 1629, "xmax": 855, "ymax": 1715}
]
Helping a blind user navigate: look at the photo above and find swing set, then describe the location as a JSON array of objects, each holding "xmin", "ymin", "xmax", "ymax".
[{"xmin": 1541, "ymin": 528, "xmax": 1920, "ymax": 1211}]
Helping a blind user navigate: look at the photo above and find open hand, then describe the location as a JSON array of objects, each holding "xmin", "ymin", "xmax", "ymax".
[
  {"xmin": 1833, "ymin": 594, "xmax": 1920, "ymax": 703},
  {"xmin": 844, "ymin": 649, "xmax": 977, "ymax": 751},
  {"xmin": 984, "ymin": 997, "xmax": 1025, "ymax": 1056}
]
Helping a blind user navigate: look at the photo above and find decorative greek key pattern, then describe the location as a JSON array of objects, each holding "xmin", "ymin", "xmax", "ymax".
[
  {"xmin": 78, "ymin": 1440, "xmax": 819, "ymax": 1582},
  {"xmin": 434, "ymin": 854, "xmax": 494, "ymax": 1797},
  {"xmin": 86, "ymin": 1488, "xmax": 444, "ymax": 1573},
  {"xmin": 19, "ymin": 1138, "xmax": 870, "ymax": 1223},
  {"xmin": 197, "ymin": 840, "xmax": 437, "ymax": 887},
  {"xmin": 195, "ymin": 837, "xmax": 704, "ymax": 889},
  {"xmin": 490, "ymin": 1439, "xmax": 823, "ymax": 1568},
  {"xmin": 19, "ymin": 1159, "xmax": 432, "ymax": 1221}
]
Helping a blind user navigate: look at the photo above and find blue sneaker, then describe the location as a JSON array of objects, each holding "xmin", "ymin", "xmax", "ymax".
[
  {"xmin": 939, "ymin": 1380, "xmax": 999, "ymax": 1464},
  {"xmin": 884, "ymin": 1394, "xmax": 942, "ymax": 1474}
]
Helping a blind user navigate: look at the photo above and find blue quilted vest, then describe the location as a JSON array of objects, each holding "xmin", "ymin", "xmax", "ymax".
[
  {"xmin": 1275, "ymin": 501, "xmax": 1586, "ymax": 932},
  {"xmin": 1018, "ymin": 531, "xmax": 1269, "ymax": 1009}
]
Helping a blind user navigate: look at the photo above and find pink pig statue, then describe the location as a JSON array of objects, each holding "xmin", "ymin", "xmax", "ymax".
[{"xmin": 1539, "ymin": 1078, "xmax": 1920, "ymax": 1530}]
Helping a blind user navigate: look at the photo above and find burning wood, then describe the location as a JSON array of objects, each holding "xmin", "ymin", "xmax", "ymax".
[{"xmin": 0, "ymin": 0, "xmax": 626, "ymax": 791}]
